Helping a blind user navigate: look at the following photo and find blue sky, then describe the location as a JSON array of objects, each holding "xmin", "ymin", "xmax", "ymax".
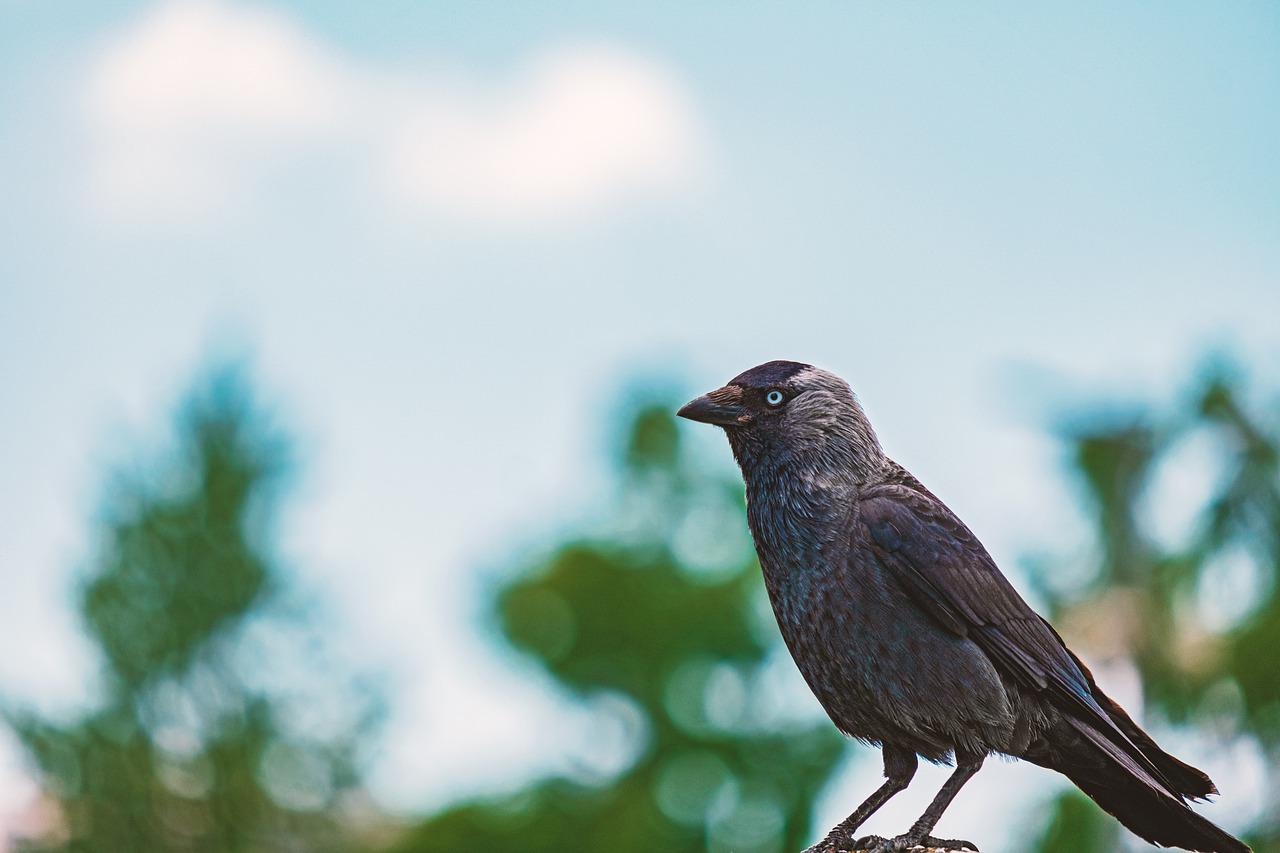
[{"xmin": 1, "ymin": 0, "xmax": 1278, "ymax": 845}]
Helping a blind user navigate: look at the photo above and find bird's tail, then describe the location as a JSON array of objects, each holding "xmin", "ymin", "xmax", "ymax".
[{"xmin": 1027, "ymin": 715, "xmax": 1249, "ymax": 853}]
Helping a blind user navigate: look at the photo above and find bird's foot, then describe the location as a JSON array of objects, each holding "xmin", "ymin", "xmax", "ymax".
[
  {"xmin": 852, "ymin": 834, "xmax": 979, "ymax": 853},
  {"xmin": 799, "ymin": 823, "xmax": 867, "ymax": 853},
  {"xmin": 799, "ymin": 831, "xmax": 863, "ymax": 853},
  {"xmin": 800, "ymin": 837, "xmax": 855, "ymax": 853},
  {"xmin": 799, "ymin": 841, "xmax": 843, "ymax": 853}
]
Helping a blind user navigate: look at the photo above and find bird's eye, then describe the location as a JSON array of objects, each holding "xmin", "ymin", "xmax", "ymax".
[{"xmin": 765, "ymin": 389, "xmax": 785, "ymax": 407}]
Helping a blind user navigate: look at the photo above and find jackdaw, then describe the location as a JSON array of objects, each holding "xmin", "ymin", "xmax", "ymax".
[{"xmin": 678, "ymin": 360, "xmax": 1249, "ymax": 853}]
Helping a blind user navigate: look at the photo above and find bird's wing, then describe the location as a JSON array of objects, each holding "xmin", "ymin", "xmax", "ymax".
[
  {"xmin": 858, "ymin": 483, "xmax": 1097, "ymax": 717},
  {"xmin": 860, "ymin": 480, "xmax": 1202, "ymax": 800}
]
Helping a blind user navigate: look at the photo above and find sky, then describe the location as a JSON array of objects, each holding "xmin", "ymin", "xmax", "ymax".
[{"xmin": 1, "ymin": 0, "xmax": 1278, "ymax": 847}]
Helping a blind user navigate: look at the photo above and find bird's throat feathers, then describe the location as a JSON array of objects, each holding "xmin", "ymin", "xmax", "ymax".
[{"xmin": 737, "ymin": 446, "xmax": 860, "ymax": 569}]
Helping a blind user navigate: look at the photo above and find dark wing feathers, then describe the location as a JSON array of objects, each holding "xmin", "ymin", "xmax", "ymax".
[
  {"xmin": 866, "ymin": 516, "xmax": 972, "ymax": 638},
  {"xmin": 859, "ymin": 483, "xmax": 1191, "ymax": 796},
  {"xmin": 862, "ymin": 487, "xmax": 1089, "ymax": 703}
]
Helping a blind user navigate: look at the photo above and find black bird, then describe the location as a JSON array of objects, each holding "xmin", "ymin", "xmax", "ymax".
[{"xmin": 678, "ymin": 360, "xmax": 1249, "ymax": 853}]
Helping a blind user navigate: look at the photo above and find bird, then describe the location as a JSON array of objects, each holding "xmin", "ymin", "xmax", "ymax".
[{"xmin": 677, "ymin": 360, "xmax": 1249, "ymax": 853}]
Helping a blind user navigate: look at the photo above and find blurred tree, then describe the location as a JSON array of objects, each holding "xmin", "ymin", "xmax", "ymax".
[
  {"xmin": 7, "ymin": 369, "xmax": 381, "ymax": 853},
  {"xmin": 387, "ymin": 400, "xmax": 845, "ymax": 853},
  {"xmin": 1031, "ymin": 362, "xmax": 1280, "ymax": 852}
]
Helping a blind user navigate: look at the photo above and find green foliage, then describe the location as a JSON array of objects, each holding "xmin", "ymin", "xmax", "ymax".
[
  {"xmin": 1032, "ymin": 362, "xmax": 1280, "ymax": 851},
  {"xmin": 8, "ymin": 369, "xmax": 378, "ymax": 853},
  {"xmin": 388, "ymin": 401, "xmax": 845, "ymax": 853},
  {"xmin": 82, "ymin": 378, "xmax": 277, "ymax": 690},
  {"xmin": 1033, "ymin": 789, "xmax": 1115, "ymax": 853},
  {"xmin": 17, "ymin": 359, "xmax": 1272, "ymax": 853}
]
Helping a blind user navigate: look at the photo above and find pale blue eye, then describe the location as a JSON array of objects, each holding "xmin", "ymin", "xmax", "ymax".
[{"xmin": 765, "ymin": 390, "xmax": 784, "ymax": 406}]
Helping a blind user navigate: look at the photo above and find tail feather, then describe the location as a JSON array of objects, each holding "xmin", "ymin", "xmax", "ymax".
[
  {"xmin": 1090, "ymin": 684, "xmax": 1216, "ymax": 800},
  {"xmin": 1028, "ymin": 717, "xmax": 1249, "ymax": 853},
  {"xmin": 1063, "ymin": 645, "xmax": 1216, "ymax": 800}
]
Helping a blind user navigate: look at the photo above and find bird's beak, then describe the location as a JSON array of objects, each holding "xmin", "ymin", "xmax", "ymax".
[{"xmin": 678, "ymin": 385, "xmax": 747, "ymax": 427}]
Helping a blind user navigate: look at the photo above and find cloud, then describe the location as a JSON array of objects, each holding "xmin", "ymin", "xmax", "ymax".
[
  {"xmin": 387, "ymin": 47, "xmax": 705, "ymax": 221},
  {"xmin": 82, "ymin": 0, "xmax": 708, "ymax": 227},
  {"xmin": 84, "ymin": 0, "xmax": 349, "ymax": 219}
]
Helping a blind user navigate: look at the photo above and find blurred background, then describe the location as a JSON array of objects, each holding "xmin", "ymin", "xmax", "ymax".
[{"xmin": 2, "ymin": 2, "xmax": 1278, "ymax": 851}]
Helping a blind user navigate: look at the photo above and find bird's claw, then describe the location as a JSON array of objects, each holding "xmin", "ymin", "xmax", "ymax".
[{"xmin": 852, "ymin": 834, "xmax": 979, "ymax": 853}]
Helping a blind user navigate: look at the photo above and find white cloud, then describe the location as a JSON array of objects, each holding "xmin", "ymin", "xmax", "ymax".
[
  {"xmin": 82, "ymin": 0, "xmax": 708, "ymax": 227},
  {"xmin": 85, "ymin": 0, "xmax": 349, "ymax": 219},
  {"xmin": 387, "ymin": 47, "xmax": 705, "ymax": 221}
]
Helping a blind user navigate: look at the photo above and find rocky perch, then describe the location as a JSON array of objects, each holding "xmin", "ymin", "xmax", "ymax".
[
  {"xmin": 848, "ymin": 848, "xmax": 974, "ymax": 853},
  {"xmin": 838, "ymin": 844, "xmax": 976, "ymax": 853}
]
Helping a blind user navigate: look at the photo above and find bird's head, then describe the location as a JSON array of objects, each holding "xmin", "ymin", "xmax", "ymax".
[{"xmin": 678, "ymin": 360, "xmax": 886, "ymax": 483}]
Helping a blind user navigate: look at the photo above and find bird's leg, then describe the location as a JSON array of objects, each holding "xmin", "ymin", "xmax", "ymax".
[
  {"xmin": 802, "ymin": 746, "xmax": 918, "ymax": 853},
  {"xmin": 856, "ymin": 753, "xmax": 984, "ymax": 853}
]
